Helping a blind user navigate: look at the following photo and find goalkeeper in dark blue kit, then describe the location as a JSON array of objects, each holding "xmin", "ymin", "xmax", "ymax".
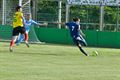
[{"xmin": 65, "ymin": 18, "xmax": 89, "ymax": 56}]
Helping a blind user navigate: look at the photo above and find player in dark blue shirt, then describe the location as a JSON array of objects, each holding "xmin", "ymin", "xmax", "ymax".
[{"xmin": 66, "ymin": 18, "xmax": 89, "ymax": 56}]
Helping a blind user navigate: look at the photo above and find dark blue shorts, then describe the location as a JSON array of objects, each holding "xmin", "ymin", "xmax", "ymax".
[
  {"xmin": 12, "ymin": 26, "xmax": 26, "ymax": 36},
  {"xmin": 72, "ymin": 35, "xmax": 87, "ymax": 46}
]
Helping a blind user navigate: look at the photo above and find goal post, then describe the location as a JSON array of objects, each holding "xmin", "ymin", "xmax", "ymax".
[
  {"xmin": 18, "ymin": 0, "xmax": 40, "ymax": 43},
  {"xmin": 0, "ymin": 0, "xmax": 40, "ymax": 43},
  {"xmin": 19, "ymin": 0, "xmax": 22, "ymax": 6}
]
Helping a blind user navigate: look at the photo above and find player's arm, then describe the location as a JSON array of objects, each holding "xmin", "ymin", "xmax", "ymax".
[
  {"xmin": 31, "ymin": 20, "xmax": 48, "ymax": 26},
  {"xmin": 20, "ymin": 13, "xmax": 25, "ymax": 25},
  {"xmin": 53, "ymin": 22, "xmax": 65, "ymax": 25},
  {"xmin": 80, "ymin": 30, "xmax": 85, "ymax": 36},
  {"xmin": 44, "ymin": 21, "xmax": 65, "ymax": 25},
  {"xmin": 53, "ymin": 22, "xmax": 69, "ymax": 29},
  {"xmin": 38, "ymin": 23, "xmax": 48, "ymax": 26}
]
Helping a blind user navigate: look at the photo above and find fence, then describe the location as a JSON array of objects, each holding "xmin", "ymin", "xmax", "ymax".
[{"xmin": 1, "ymin": 25, "xmax": 120, "ymax": 48}]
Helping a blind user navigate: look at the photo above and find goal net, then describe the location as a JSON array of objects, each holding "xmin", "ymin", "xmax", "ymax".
[
  {"xmin": 0, "ymin": 0, "xmax": 40, "ymax": 43},
  {"xmin": 20, "ymin": 0, "xmax": 40, "ymax": 43}
]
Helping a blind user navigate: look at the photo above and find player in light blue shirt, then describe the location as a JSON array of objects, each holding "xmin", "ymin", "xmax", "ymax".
[{"xmin": 16, "ymin": 13, "xmax": 47, "ymax": 45}]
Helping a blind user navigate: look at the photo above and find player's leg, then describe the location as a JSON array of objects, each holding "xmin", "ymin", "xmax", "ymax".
[
  {"xmin": 24, "ymin": 30, "xmax": 29, "ymax": 47},
  {"xmin": 16, "ymin": 29, "xmax": 29, "ymax": 45},
  {"xmin": 9, "ymin": 28, "xmax": 19, "ymax": 52},
  {"xmin": 79, "ymin": 35, "xmax": 87, "ymax": 46},
  {"xmin": 77, "ymin": 42, "xmax": 89, "ymax": 56},
  {"xmin": 24, "ymin": 31, "xmax": 29, "ymax": 43},
  {"xmin": 16, "ymin": 33, "xmax": 24, "ymax": 45},
  {"xmin": 73, "ymin": 37, "xmax": 89, "ymax": 56},
  {"xmin": 20, "ymin": 27, "xmax": 29, "ymax": 47}
]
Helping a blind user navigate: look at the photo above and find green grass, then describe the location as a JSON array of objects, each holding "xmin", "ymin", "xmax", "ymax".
[{"xmin": 0, "ymin": 42, "xmax": 120, "ymax": 80}]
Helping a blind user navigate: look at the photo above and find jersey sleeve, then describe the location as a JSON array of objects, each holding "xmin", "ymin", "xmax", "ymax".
[
  {"xmin": 19, "ymin": 12, "xmax": 23, "ymax": 18},
  {"xmin": 31, "ymin": 20, "xmax": 38, "ymax": 25},
  {"xmin": 19, "ymin": 12, "xmax": 25, "ymax": 22},
  {"xmin": 65, "ymin": 23, "xmax": 70, "ymax": 28}
]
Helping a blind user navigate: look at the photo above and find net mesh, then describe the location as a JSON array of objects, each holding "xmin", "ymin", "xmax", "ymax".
[
  {"xmin": 0, "ymin": 0, "xmax": 39, "ymax": 43},
  {"xmin": 21, "ymin": 0, "xmax": 39, "ymax": 42}
]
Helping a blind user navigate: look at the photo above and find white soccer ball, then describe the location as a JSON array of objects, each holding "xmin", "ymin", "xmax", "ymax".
[{"xmin": 94, "ymin": 51, "xmax": 99, "ymax": 56}]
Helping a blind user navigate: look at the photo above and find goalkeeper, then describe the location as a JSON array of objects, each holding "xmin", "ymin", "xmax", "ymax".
[{"xmin": 16, "ymin": 13, "xmax": 47, "ymax": 45}]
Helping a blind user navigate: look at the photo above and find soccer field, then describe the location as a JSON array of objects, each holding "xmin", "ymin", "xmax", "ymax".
[{"xmin": 0, "ymin": 42, "xmax": 120, "ymax": 80}]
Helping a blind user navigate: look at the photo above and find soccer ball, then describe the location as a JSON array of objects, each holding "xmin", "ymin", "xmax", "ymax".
[
  {"xmin": 93, "ymin": 51, "xmax": 99, "ymax": 56},
  {"xmin": 92, "ymin": 51, "xmax": 99, "ymax": 56}
]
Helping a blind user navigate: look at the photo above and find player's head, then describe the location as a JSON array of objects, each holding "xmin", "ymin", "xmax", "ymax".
[
  {"xmin": 16, "ymin": 6, "xmax": 22, "ymax": 12},
  {"xmin": 26, "ymin": 13, "xmax": 31, "ymax": 20},
  {"xmin": 73, "ymin": 17, "xmax": 80, "ymax": 24}
]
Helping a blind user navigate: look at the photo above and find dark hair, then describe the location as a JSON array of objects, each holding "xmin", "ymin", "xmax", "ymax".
[
  {"xmin": 16, "ymin": 6, "xmax": 22, "ymax": 11},
  {"xmin": 73, "ymin": 17, "xmax": 80, "ymax": 22}
]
